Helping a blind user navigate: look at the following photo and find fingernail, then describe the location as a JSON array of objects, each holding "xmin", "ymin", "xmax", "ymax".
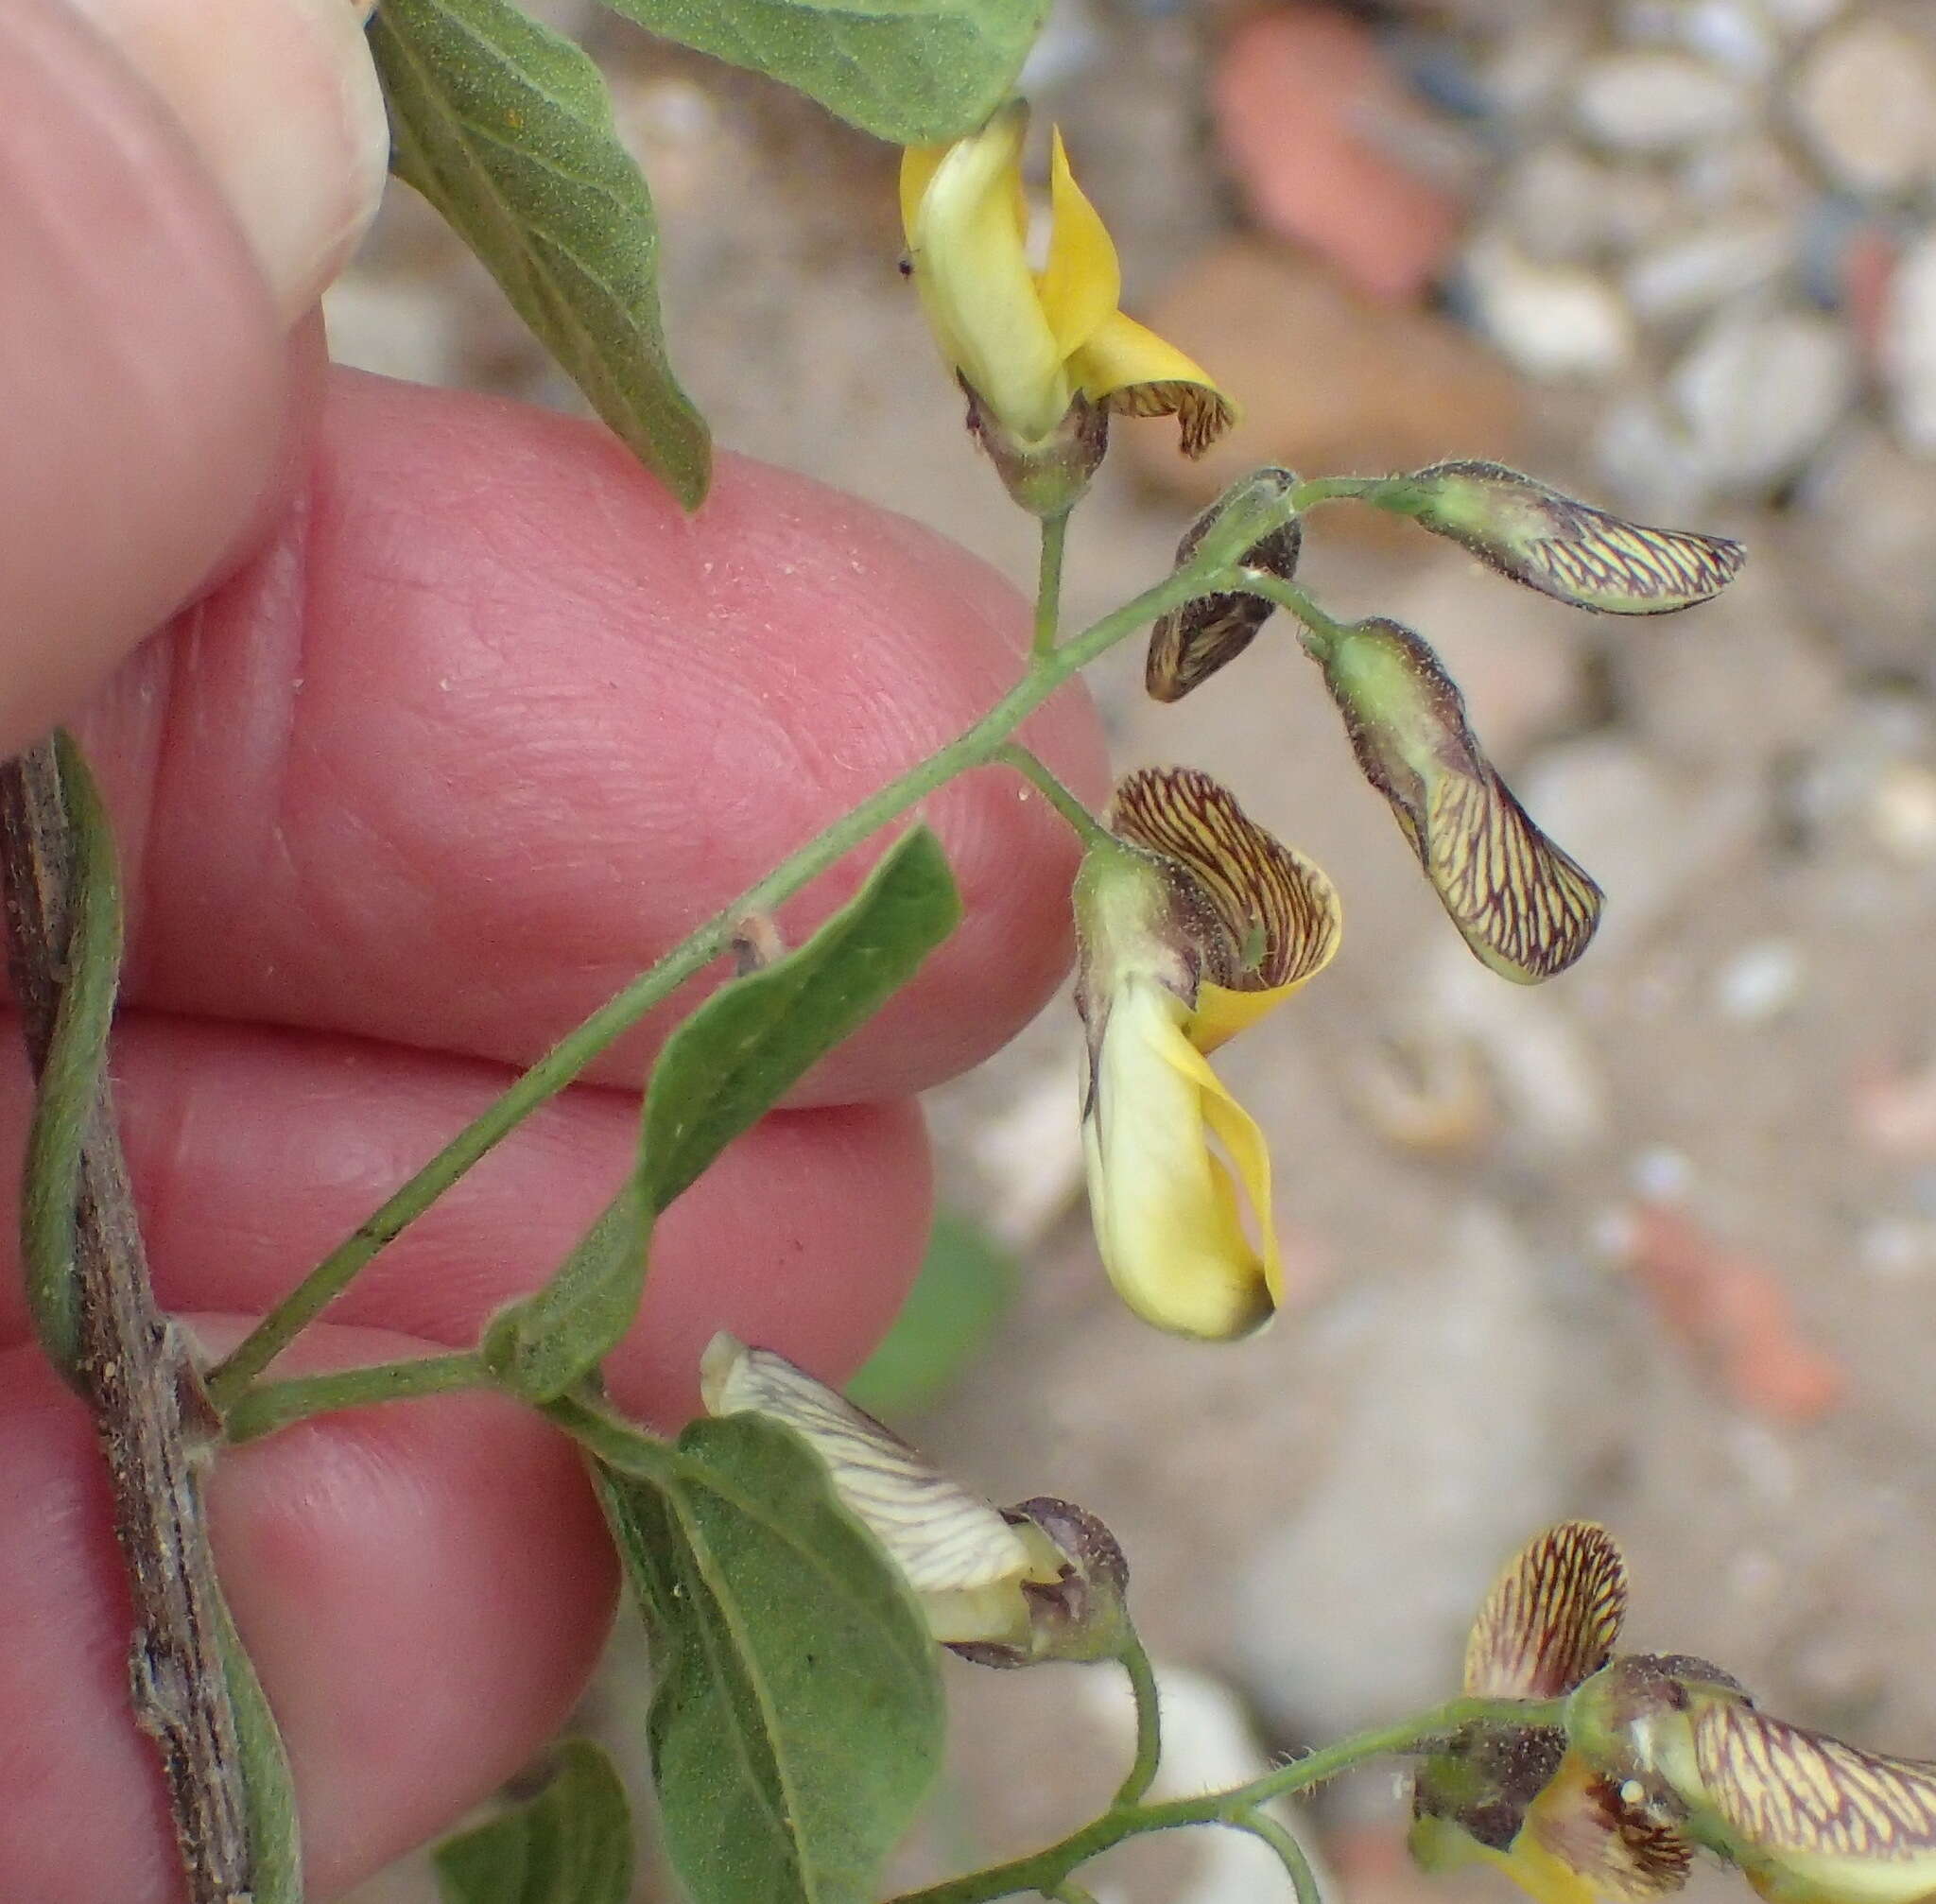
[{"xmin": 63, "ymin": 0, "xmax": 389, "ymax": 320}]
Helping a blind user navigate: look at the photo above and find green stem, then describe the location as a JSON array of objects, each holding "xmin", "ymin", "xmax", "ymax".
[
  {"xmin": 1033, "ymin": 511, "xmax": 1071, "ymax": 659},
  {"xmin": 204, "ymin": 551, "xmax": 1254, "ymax": 1410},
  {"xmin": 997, "ymin": 744, "xmax": 1111, "ymax": 851},
  {"xmin": 1111, "ymin": 1634, "xmax": 1163, "ymax": 1809},
  {"xmin": 885, "ymin": 1695, "xmax": 1566, "ymax": 1904},
  {"xmin": 1227, "ymin": 1810, "xmax": 1321, "ymax": 1904},
  {"xmin": 221, "ymin": 1351, "xmax": 489, "ymax": 1443},
  {"xmin": 1288, "ymin": 476, "xmax": 1385, "ymax": 512},
  {"xmin": 1237, "ymin": 572, "xmax": 1354, "ymax": 663}
]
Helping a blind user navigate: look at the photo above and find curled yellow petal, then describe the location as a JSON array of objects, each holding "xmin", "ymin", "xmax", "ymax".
[
  {"xmin": 898, "ymin": 144, "xmax": 947, "ymax": 248},
  {"xmin": 906, "ymin": 101, "xmax": 1068, "ymax": 445},
  {"xmin": 700, "ymin": 1333, "xmax": 1060, "ymax": 1644},
  {"xmin": 1036, "ymin": 127, "xmax": 1121, "ymax": 360},
  {"xmin": 1080, "ymin": 978, "xmax": 1277, "ymax": 1339},
  {"xmin": 1069, "ymin": 309, "xmax": 1237, "ymax": 457}
]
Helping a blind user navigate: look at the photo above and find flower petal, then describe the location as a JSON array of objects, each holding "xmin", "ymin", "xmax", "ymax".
[
  {"xmin": 1392, "ymin": 461, "xmax": 1745, "ymax": 615},
  {"xmin": 1322, "ymin": 618, "xmax": 1602, "ymax": 984},
  {"xmin": 908, "ymin": 102, "xmax": 1069, "ymax": 444},
  {"xmin": 1109, "ymin": 765, "xmax": 1340, "ymax": 1040},
  {"xmin": 1694, "ymin": 1704, "xmax": 1936, "ymax": 1867},
  {"xmin": 1526, "ymin": 1755, "xmax": 1693, "ymax": 1901},
  {"xmin": 1068, "ymin": 310, "xmax": 1237, "ymax": 457},
  {"xmin": 700, "ymin": 1334, "xmax": 1056, "ymax": 1643},
  {"xmin": 1464, "ymin": 1521, "xmax": 1629, "ymax": 1699},
  {"xmin": 1081, "ymin": 979, "xmax": 1275, "ymax": 1339},
  {"xmin": 898, "ymin": 144, "xmax": 947, "ymax": 248},
  {"xmin": 1036, "ymin": 128, "xmax": 1122, "ymax": 360}
]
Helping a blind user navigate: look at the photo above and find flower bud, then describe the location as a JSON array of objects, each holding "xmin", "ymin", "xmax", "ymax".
[
  {"xmin": 1374, "ymin": 460, "xmax": 1744, "ymax": 614},
  {"xmin": 1146, "ymin": 468, "xmax": 1304, "ymax": 702},
  {"xmin": 1318, "ymin": 617, "xmax": 1601, "ymax": 982},
  {"xmin": 948, "ymin": 1497, "xmax": 1132, "ymax": 1669}
]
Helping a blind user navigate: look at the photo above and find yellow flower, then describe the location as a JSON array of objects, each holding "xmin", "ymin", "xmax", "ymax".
[
  {"xmin": 1411, "ymin": 1522, "xmax": 1696, "ymax": 1904},
  {"xmin": 1074, "ymin": 767, "xmax": 1340, "ymax": 1341},
  {"xmin": 900, "ymin": 103, "xmax": 1235, "ymax": 458},
  {"xmin": 700, "ymin": 1335, "xmax": 1129, "ymax": 1662},
  {"xmin": 1568, "ymin": 1657, "xmax": 1936, "ymax": 1904}
]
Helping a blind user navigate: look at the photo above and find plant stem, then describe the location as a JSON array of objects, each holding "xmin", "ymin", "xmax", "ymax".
[
  {"xmin": 1237, "ymin": 571, "xmax": 1354, "ymax": 662},
  {"xmin": 205, "ymin": 550, "xmax": 1253, "ymax": 1408},
  {"xmin": 1227, "ymin": 1809, "xmax": 1321, "ymax": 1904},
  {"xmin": 997, "ymin": 744, "xmax": 1111, "ymax": 851},
  {"xmin": 885, "ymin": 1694, "xmax": 1568, "ymax": 1904},
  {"xmin": 1288, "ymin": 476, "xmax": 1384, "ymax": 512},
  {"xmin": 1111, "ymin": 1634, "xmax": 1163, "ymax": 1809},
  {"xmin": 1034, "ymin": 510, "xmax": 1071, "ymax": 658},
  {"xmin": 222, "ymin": 1351, "xmax": 490, "ymax": 1443}
]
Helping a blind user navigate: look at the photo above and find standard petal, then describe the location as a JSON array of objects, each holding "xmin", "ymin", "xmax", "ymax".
[
  {"xmin": 700, "ymin": 1334, "xmax": 1057, "ymax": 1643},
  {"xmin": 1037, "ymin": 128, "xmax": 1122, "ymax": 360},
  {"xmin": 908, "ymin": 103, "xmax": 1068, "ymax": 443},
  {"xmin": 1068, "ymin": 310, "xmax": 1237, "ymax": 457},
  {"xmin": 1109, "ymin": 765, "xmax": 1340, "ymax": 1046},
  {"xmin": 1464, "ymin": 1521, "xmax": 1630, "ymax": 1699},
  {"xmin": 1081, "ymin": 980, "xmax": 1274, "ymax": 1340}
]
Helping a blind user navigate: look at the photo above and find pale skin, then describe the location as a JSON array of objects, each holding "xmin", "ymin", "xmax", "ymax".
[{"xmin": 0, "ymin": 3, "xmax": 1106, "ymax": 1895}]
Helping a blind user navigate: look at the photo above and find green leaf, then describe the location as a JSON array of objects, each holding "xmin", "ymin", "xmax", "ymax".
[
  {"xmin": 581, "ymin": 1406, "xmax": 945, "ymax": 1904},
  {"xmin": 845, "ymin": 1205, "xmax": 1016, "ymax": 1416},
  {"xmin": 434, "ymin": 1739, "xmax": 633, "ymax": 1904},
  {"xmin": 482, "ymin": 1181, "xmax": 652, "ymax": 1401},
  {"xmin": 370, "ymin": 0, "xmax": 711, "ymax": 508},
  {"xmin": 593, "ymin": 0, "xmax": 1049, "ymax": 142},
  {"xmin": 214, "ymin": 1584, "xmax": 303, "ymax": 1904},
  {"xmin": 19, "ymin": 731, "xmax": 124, "ymax": 1384},
  {"xmin": 641, "ymin": 826, "xmax": 959, "ymax": 1211}
]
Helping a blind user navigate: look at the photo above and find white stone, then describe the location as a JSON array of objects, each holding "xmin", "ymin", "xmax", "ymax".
[
  {"xmin": 1789, "ymin": 20, "xmax": 1936, "ymax": 198},
  {"xmin": 1712, "ymin": 939, "xmax": 1807, "ymax": 1022},
  {"xmin": 1593, "ymin": 391, "xmax": 1716, "ymax": 518},
  {"xmin": 1623, "ymin": 216, "xmax": 1794, "ymax": 323},
  {"xmin": 1670, "ymin": 306, "xmax": 1856, "ymax": 490},
  {"xmin": 1463, "ymin": 234, "xmax": 1635, "ymax": 381},
  {"xmin": 1574, "ymin": 50, "xmax": 1750, "ymax": 152},
  {"xmin": 1882, "ymin": 232, "xmax": 1936, "ymax": 455}
]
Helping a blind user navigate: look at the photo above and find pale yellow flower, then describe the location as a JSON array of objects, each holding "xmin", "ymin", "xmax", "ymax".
[
  {"xmin": 1075, "ymin": 767, "xmax": 1339, "ymax": 1340},
  {"xmin": 900, "ymin": 103, "xmax": 1234, "ymax": 457}
]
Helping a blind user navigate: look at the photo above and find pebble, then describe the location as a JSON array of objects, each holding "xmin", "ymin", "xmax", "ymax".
[
  {"xmin": 1713, "ymin": 939, "xmax": 1807, "ymax": 1023},
  {"xmin": 1881, "ymin": 232, "xmax": 1936, "ymax": 455},
  {"xmin": 1462, "ymin": 234, "xmax": 1635, "ymax": 380},
  {"xmin": 1118, "ymin": 237, "xmax": 1529, "ymax": 509},
  {"xmin": 320, "ymin": 276, "xmax": 460, "ymax": 388},
  {"xmin": 1789, "ymin": 19, "xmax": 1936, "ymax": 199},
  {"xmin": 1670, "ymin": 306, "xmax": 1856, "ymax": 491},
  {"xmin": 1868, "ymin": 763, "xmax": 1936, "ymax": 864},
  {"xmin": 1574, "ymin": 50, "xmax": 1749, "ymax": 153},
  {"xmin": 1501, "ymin": 143, "xmax": 1674, "ymax": 263},
  {"xmin": 1622, "ymin": 217, "xmax": 1793, "ymax": 325}
]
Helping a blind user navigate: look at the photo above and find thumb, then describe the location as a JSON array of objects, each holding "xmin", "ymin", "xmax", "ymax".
[{"xmin": 0, "ymin": 0, "xmax": 389, "ymax": 755}]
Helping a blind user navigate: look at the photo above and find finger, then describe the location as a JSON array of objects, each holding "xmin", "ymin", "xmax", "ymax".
[
  {"xmin": 0, "ymin": 0, "xmax": 384, "ymax": 755},
  {"xmin": 76, "ymin": 371, "xmax": 1109, "ymax": 1105},
  {"xmin": 0, "ymin": 1013, "xmax": 932, "ymax": 1419},
  {"xmin": 0, "ymin": 1324, "xmax": 616, "ymax": 1903}
]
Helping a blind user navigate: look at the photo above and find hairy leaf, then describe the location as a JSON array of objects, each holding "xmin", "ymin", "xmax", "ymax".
[
  {"xmin": 482, "ymin": 1181, "xmax": 652, "ymax": 1401},
  {"xmin": 584, "ymin": 1408, "xmax": 945, "ymax": 1904},
  {"xmin": 370, "ymin": 0, "xmax": 711, "ymax": 507},
  {"xmin": 594, "ymin": 0, "xmax": 1048, "ymax": 142},
  {"xmin": 641, "ymin": 826, "xmax": 959, "ymax": 1210},
  {"xmin": 434, "ymin": 1739, "xmax": 633, "ymax": 1904}
]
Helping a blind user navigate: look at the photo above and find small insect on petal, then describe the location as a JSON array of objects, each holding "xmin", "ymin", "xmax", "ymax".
[
  {"xmin": 1147, "ymin": 468, "xmax": 1304, "ymax": 703},
  {"xmin": 1381, "ymin": 459, "xmax": 1745, "ymax": 615}
]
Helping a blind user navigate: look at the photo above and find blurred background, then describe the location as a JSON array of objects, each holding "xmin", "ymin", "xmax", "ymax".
[{"xmin": 334, "ymin": 1, "xmax": 1936, "ymax": 1897}]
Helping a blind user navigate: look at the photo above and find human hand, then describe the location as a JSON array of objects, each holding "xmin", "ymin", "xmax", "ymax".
[{"xmin": 0, "ymin": 3, "xmax": 1104, "ymax": 1895}]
